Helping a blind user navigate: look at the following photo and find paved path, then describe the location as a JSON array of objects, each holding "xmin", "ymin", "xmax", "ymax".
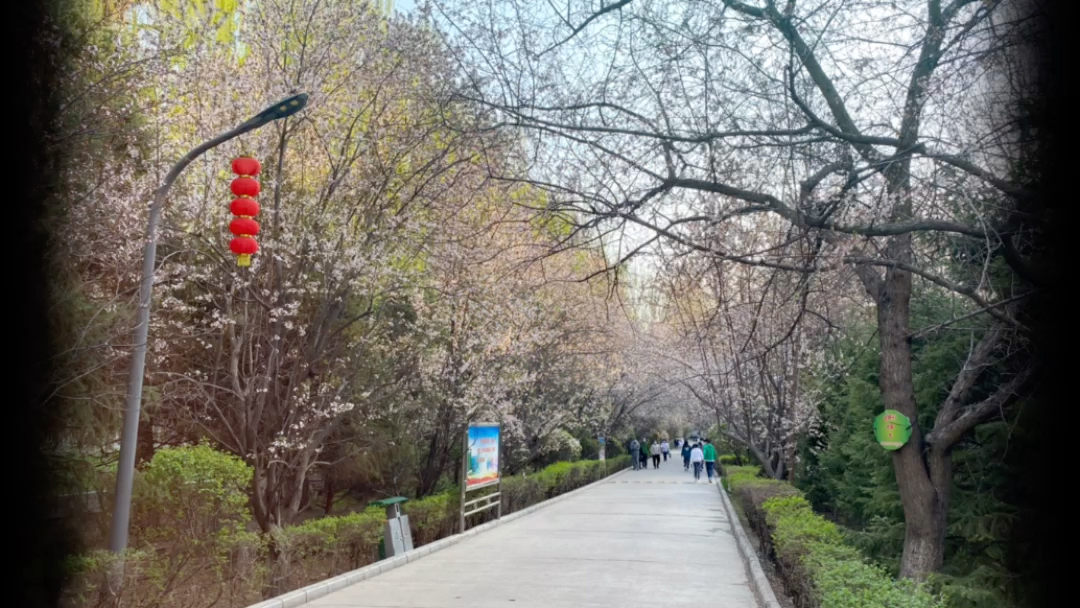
[{"xmin": 310, "ymin": 457, "xmax": 758, "ymax": 608}]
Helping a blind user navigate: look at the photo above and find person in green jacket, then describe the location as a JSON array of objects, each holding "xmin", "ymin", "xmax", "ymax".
[{"xmin": 702, "ymin": 439, "xmax": 718, "ymax": 483}]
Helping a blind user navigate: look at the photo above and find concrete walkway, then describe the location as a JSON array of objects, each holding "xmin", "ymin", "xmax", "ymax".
[{"xmin": 309, "ymin": 457, "xmax": 758, "ymax": 608}]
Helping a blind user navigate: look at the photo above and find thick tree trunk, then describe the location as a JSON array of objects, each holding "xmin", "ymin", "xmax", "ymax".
[
  {"xmin": 748, "ymin": 443, "xmax": 777, "ymax": 479},
  {"xmin": 875, "ymin": 244, "xmax": 947, "ymax": 579},
  {"xmin": 263, "ymin": 525, "xmax": 288, "ymax": 599},
  {"xmin": 417, "ymin": 404, "xmax": 454, "ymax": 497},
  {"xmin": 135, "ymin": 413, "xmax": 155, "ymax": 467}
]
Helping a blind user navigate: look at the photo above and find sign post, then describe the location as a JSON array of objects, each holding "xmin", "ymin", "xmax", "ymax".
[
  {"xmin": 460, "ymin": 423, "xmax": 501, "ymax": 533},
  {"xmin": 873, "ymin": 410, "xmax": 913, "ymax": 451}
]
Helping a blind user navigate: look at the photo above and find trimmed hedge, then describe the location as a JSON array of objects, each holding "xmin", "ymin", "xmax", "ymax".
[
  {"xmin": 61, "ymin": 454, "xmax": 630, "ymax": 608},
  {"xmin": 274, "ymin": 507, "xmax": 383, "ymax": 588},
  {"xmin": 725, "ymin": 466, "xmax": 943, "ymax": 608},
  {"xmin": 503, "ymin": 456, "xmax": 624, "ymax": 509},
  {"xmin": 401, "ymin": 455, "xmax": 631, "ymax": 546},
  {"xmin": 402, "ymin": 491, "xmax": 457, "ymax": 546}
]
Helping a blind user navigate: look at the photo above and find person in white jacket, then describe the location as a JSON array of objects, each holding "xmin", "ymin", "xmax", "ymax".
[
  {"xmin": 690, "ymin": 443, "xmax": 705, "ymax": 482},
  {"xmin": 650, "ymin": 441, "xmax": 662, "ymax": 468}
]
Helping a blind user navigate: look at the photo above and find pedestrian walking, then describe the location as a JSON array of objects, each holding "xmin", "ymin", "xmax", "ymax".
[
  {"xmin": 629, "ymin": 438, "xmax": 640, "ymax": 470},
  {"xmin": 681, "ymin": 440, "xmax": 692, "ymax": 471},
  {"xmin": 639, "ymin": 441, "xmax": 649, "ymax": 470},
  {"xmin": 650, "ymin": 441, "xmax": 661, "ymax": 469},
  {"xmin": 690, "ymin": 443, "xmax": 704, "ymax": 482},
  {"xmin": 661, "ymin": 440, "xmax": 670, "ymax": 461},
  {"xmin": 702, "ymin": 439, "xmax": 718, "ymax": 483}
]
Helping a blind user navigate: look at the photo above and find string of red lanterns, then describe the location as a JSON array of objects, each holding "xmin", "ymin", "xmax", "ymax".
[{"xmin": 229, "ymin": 156, "xmax": 261, "ymax": 267}]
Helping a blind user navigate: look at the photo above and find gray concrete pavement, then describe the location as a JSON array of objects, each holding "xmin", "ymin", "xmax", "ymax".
[{"xmin": 310, "ymin": 457, "xmax": 757, "ymax": 608}]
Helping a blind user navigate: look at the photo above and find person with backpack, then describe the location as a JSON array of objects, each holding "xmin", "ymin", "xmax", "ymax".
[
  {"xmin": 681, "ymin": 440, "xmax": 692, "ymax": 471},
  {"xmin": 690, "ymin": 443, "xmax": 705, "ymax": 482},
  {"xmin": 702, "ymin": 439, "xmax": 718, "ymax": 483}
]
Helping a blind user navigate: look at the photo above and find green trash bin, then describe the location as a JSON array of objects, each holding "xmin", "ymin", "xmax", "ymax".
[{"xmin": 371, "ymin": 496, "xmax": 413, "ymax": 558}]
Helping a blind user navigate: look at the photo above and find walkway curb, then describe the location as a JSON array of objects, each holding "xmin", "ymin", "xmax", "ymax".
[
  {"xmin": 716, "ymin": 481, "xmax": 783, "ymax": 608},
  {"xmin": 244, "ymin": 466, "xmax": 631, "ymax": 608}
]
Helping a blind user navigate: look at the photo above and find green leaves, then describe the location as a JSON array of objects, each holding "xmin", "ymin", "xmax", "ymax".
[
  {"xmin": 730, "ymin": 467, "xmax": 943, "ymax": 608},
  {"xmin": 134, "ymin": 443, "xmax": 253, "ymax": 544},
  {"xmin": 763, "ymin": 495, "xmax": 846, "ymax": 553},
  {"xmin": 808, "ymin": 546, "xmax": 945, "ymax": 608}
]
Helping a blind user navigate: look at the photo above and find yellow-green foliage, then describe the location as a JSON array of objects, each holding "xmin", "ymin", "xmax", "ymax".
[
  {"xmin": 274, "ymin": 507, "xmax": 384, "ymax": 586},
  {"xmin": 403, "ymin": 492, "xmax": 457, "ymax": 546},
  {"xmin": 728, "ymin": 466, "xmax": 943, "ymax": 608}
]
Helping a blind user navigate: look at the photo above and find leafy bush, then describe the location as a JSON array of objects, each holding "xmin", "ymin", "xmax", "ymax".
[
  {"xmin": 61, "ymin": 549, "xmax": 151, "ymax": 608},
  {"xmin": 274, "ymin": 508, "xmax": 383, "ymax": 588},
  {"xmin": 728, "ymin": 467, "xmax": 943, "ymax": 608},
  {"xmin": 133, "ymin": 442, "xmax": 253, "ymax": 543},
  {"xmin": 62, "ymin": 453, "xmax": 629, "ymax": 608},
  {"xmin": 403, "ymin": 491, "xmax": 458, "ymax": 546},
  {"xmin": 502, "ymin": 456, "xmax": 627, "ymax": 513},
  {"xmin": 500, "ymin": 472, "xmax": 546, "ymax": 513},
  {"xmin": 62, "ymin": 445, "xmax": 266, "ymax": 608},
  {"xmin": 807, "ymin": 543, "xmax": 945, "ymax": 608}
]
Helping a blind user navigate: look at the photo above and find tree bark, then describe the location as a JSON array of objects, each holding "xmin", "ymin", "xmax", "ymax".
[
  {"xmin": 135, "ymin": 413, "xmax": 155, "ymax": 467},
  {"xmin": 263, "ymin": 524, "xmax": 287, "ymax": 599},
  {"xmin": 874, "ymin": 241, "xmax": 947, "ymax": 578}
]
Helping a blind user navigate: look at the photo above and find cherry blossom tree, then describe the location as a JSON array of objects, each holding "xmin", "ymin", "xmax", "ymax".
[{"xmin": 434, "ymin": 0, "xmax": 1041, "ymax": 578}]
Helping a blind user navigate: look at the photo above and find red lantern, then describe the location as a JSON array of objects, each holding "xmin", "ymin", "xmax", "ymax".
[
  {"xmin": 229, "ymin": 156, "xmax": 262, "ymax": 267},
  {"xmin": 230, "ymin": 198, "xmax": 260, "ymax": 217},
  {"xmin": 229, "ymin": 237, "xmax": 259, "ymax": 255},
  {"xmin": 231, "ymin": 157, "xmax": 262, "ymax": 177},
  {"xmin": 229, "ymin": 217, "xmax": 260, "ymax": 236},
  {"xmin": 230, "ymin": 177, "xmax": 260, "ymax": 197}
]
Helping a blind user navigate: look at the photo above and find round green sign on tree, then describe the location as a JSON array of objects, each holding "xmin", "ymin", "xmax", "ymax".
[{"xmin": 873, "ymin": 410, "xmax": 912, "ymax": 451}]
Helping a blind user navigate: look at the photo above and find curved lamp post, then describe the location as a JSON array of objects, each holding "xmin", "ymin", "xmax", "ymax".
[{"xmin": 107, "ymin": 93, "xmax": 309, "ymax": 553}]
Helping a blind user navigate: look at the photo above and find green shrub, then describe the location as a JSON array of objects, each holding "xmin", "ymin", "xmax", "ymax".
[
  {"xmin": 275, "ymin": 507, "xmax": 384, "ymax": 588},
  {"xmin": 807, "ymin": 543, "xmax": 944, "ymax": 608},
  {"xmin": 607, "ymin": 454, "xmax": 631, "ymax": 471},
  {"xmin": 61, "ymin": 453, "xmax": 631, "ymax": 608},
  {"xmin": 133, "ymin": 442, "xmax": 253, "ymax": 544},
  {"xmin": 764, "ymin": 495, "xmax": 846, "ymax": 554},
  {"xmin": 729, "ymin": 465, "xmax": 942, "ymax": 608},
  {"xmin": 62, "ymin": 444, "xmax": 266, "ymax": 608},
  {"xmin": 61, "ymin": 549, "xmax": 155, "ymax": 608},
  {"xmin": 403, "ymin": 492, "xmax": 458, "ymax": 546},
  {"xmin": 501, "ymin": 472, "xmax": 546, "ymax": 512},
  {"xmin": 502, "ymin": 456, "xmax": 627, "ymax": 513}
]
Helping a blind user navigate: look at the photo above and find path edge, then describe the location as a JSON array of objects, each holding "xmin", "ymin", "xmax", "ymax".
[
  {"xmin": 245, "ymin": 466, "xmax": 631, "ymax": 608},
  {"xmin": 716, "ymin": 481, "xmax": 783, "ymax": 608}
]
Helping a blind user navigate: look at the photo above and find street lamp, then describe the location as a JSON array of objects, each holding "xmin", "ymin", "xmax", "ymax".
[{"xmin": 107, "ymin": 93, "xmax": 308, "ymax": 554}]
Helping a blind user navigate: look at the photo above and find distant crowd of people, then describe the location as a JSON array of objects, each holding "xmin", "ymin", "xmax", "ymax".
[{"xmin": 625, "ymin": 435, "xmax": 718, "ymax": 483}]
